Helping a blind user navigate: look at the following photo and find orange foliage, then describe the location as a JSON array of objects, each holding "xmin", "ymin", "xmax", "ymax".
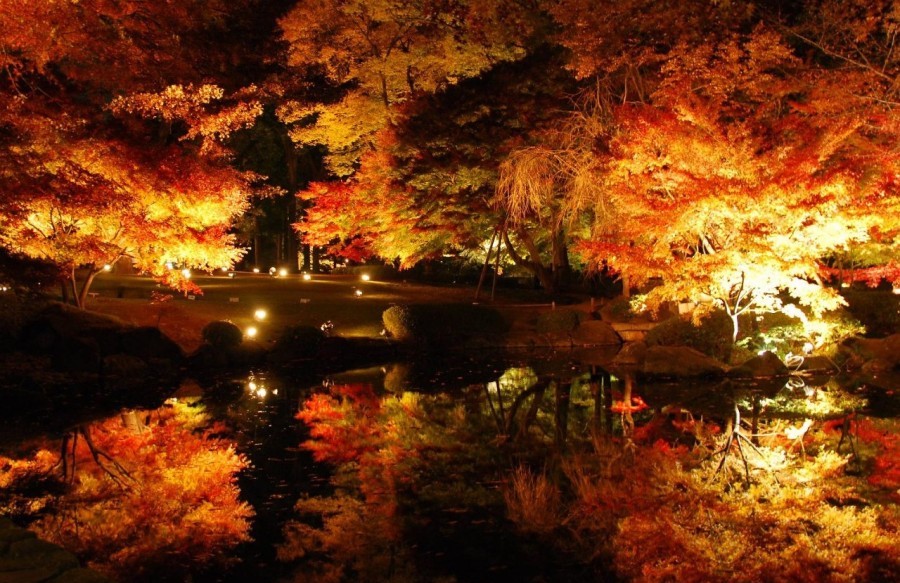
[{"xmin": 29, "ymin": 403, "xmax": 253, "ymax": 581}]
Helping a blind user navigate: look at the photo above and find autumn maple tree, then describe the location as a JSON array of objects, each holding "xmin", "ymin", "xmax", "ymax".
[
  {"xmin": 278, "ymin": 0, "xmax": 553, "ymax": 268},
  {"xmin": 0, "ymin": 0, "xmax": 270, "ymax": 306},
  {"xmin": 493, "ymin": 2, "xmax": 900, "ymax": 335},
  {"xmin": 0, "ymin": 401, "xmax": 252, "ymax": 581}
]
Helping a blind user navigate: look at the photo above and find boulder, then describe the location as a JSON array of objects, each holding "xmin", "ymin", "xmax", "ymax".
[
  {"xmin": 841, "ymin": 334, "xmax": 900, "ymax": 370},
  {"xmin": 728, "ymin": 351, "xmax": 788, "ymax": 379},
  {"xmin": 640, "ymin": 346, "xmax": 727, "ymax": 379},
  {"xmin": 119, "ymin": 326, "xmax": 183, "ymax": 362},
  {"xmin": 51, "ymin": 336, "xmax": 101, "ymax": 373},
  {"xmin": 572, "ymin": 320, "xmax": 622, "ymax": 346},
  {"xmin": 612, "ymin": 341, "xmax": 647, "ymax": 366},
  {"xmin": 797, "ymin": 355, "xmax": 839, "ymax": 375}
]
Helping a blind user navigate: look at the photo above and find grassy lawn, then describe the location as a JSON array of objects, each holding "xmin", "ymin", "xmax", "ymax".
[{"xmin": 84, "ymin": 271, "xmax": 561, "ymax": 352}]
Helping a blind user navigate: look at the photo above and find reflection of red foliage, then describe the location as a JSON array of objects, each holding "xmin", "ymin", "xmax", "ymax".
[
  {"xmin": 331, "ymin": 383, "xmax": 381, "ymax": 411},
  {"xmin": 822, "ymin": 417, "xmax": 899, "ymax": 496},
  {"xmin": 610, "ymin": 396, "xmax": 648, "ymax": 413},
  {"xmin": 297, "ymin": 393, "xmax": 379, "ymax": 463},
  {"xmin": 651, "ymin": 439, "xmax": 689, "ymax": 458}
]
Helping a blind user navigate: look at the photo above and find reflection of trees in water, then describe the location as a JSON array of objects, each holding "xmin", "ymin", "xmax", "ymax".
[
  {"xmin": 283, "ymin": 367, "xmax": 634, "ymax": 580},
  {"xmin": 288, "ymin": 367, "xmax": 900, "ymax": 581},
  {"xmin": 0, "ymin": 400, "xmax": 252, "ymax": 582}
]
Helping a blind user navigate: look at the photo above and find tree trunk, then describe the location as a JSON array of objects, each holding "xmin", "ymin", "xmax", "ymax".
[
  {"xmin": 282, "ymin": 134, "xmax": 301, "ymax": 271},
  {"xmin": 550, "ymin": 229, "xmax": 570, "ymax": 289},
  {"xmin": 503, "ymin": 227, "xmax": 556, "ymax": 293},
  {"xmin": 75, "ymin": 267, "xmax": 101, "ymax": 309}
]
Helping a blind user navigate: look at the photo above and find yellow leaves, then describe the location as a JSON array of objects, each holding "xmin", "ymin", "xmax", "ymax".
[
  {"xmin": 279, "ymin": 0, "xmax": 529, "ymax": 175},
  {"xmin": 111, "ymin": 84, "xmax": 262, "ymax": 153},
  {"xmin": 29, "ymin": 404, "xmax": 253, "ymax": 580},
  {"xmin": 282, "ymin": 94, "xmax": 388, "ymax": 177}
]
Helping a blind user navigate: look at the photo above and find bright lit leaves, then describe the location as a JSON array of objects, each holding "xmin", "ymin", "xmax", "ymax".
[{"xmin": 0, "ymin": 401, "xmax": 252, "ymax": 581}]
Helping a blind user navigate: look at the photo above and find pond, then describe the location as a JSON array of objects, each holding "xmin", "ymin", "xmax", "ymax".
[{"xmin": 2, "ymin": 349, "xmax": 898, "ymax": 582}]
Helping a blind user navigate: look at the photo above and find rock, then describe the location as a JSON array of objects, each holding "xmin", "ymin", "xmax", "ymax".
[
  {"xmin": 841, "ymin": 334, "xmax": 900, "ymax": 369},
  {"xmin": 187, "ymin": 344, "xmax": 229, "ymax": 369},
  {"xmin": 797, "ymin": 355, "xmax": 839, "ymax": 375},
  {"xmin": 609, "ymin": 321, "xmax": 657, "ymax": 342},
  {"xmin": 728, "ymin": 351, "xmax": 788, "ymax": 379},
  {"xmin": 50, "ymin": 336, "xmax": 101, "ymax": 373},
  {"xmin": 47, "ymin": 567, "xmax": 111, "ymax": 583},
  {"xmin": 225, "ymin": 341, "xmax": 268, "ymax": 367},
  {"xmin": 572, "ymin": 320, "xmax": 622, "ymax": 346},
  {"xmin": 268, "ymin": 326, "xmax": 325, "ymax": 363},
  {"xmin": 0, "ymin": 521, "xmax": 109, "ymax": 583},
  {"xmin": 19, "ymin": 319, "xmax": 60, "ymax": 354},
  {"xmin": 640, "ymin": 346, "xmax": 727, "ymax": 379},
  {"xmin": 612, "ymin": 341, "xmax": 647, "ymax": 366},
  {"xmin": 119, "ymin": 327, "xmax": 183, "ymax": 362},
  {"xmin": 102, "ymin": 354, "xmax": 150, "ymax": 379}
]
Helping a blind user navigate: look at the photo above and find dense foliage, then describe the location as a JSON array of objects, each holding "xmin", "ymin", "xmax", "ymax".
[{"xmin": 0, "ymin": 401, "xmax": 252, "ymax": 581}]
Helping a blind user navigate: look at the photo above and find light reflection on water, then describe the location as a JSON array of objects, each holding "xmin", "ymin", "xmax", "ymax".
[
  {"xmin": 2, "ymin": 354, "xmax": 895, "ymax": 583},
  {"xmin": 199, "ymin": 356, "xmax": 896, "ymax": 583}
]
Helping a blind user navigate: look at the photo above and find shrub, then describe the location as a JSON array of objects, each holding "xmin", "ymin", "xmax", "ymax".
[
  {"xmin": 201, "ymin": 320, "xmax": 242, "ymax": 349},
  {"xmin": 603, "ymin": 296, "xmax": 640, "ymax": 322},
  {"xmin": 739, "ymin": 307, "xmax": 864, "ymax": 359},
  {"xmin": 504, "ymin": 466, "xmax": 560, "ymax": 534},
  {"xmin": 382, "ymin": 305, "xmax": 419, "ymax": 341},
  {"xmin": 535, "ymin": 309, "xmax": 580, "ymax": 334},
  {"xmin": 382, "ymin": 304, "xmax": 507, "ymax": 344},
  {"xmin": 645, "ymin": 310, "xmax": 733, "ymax": 361}
]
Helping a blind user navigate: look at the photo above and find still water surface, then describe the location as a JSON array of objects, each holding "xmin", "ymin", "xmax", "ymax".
[{"xmin": 4, "ymin": 349, "xmax": 895, "ymax": 582}]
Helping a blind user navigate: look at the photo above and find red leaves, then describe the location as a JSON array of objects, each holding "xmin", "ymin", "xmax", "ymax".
[{"xmin": 610, "ymin": 395, "xmax": 648, "ymax": 414}]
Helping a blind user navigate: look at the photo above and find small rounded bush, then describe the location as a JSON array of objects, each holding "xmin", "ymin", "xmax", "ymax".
[
  {"xmin": 383, "ymin": 305, "xmax": 418, "ymax": 341},
  {"xmin": 536, "ymin": 309, "xmax": 581, "ymax": 334},
  {"xmin": 201, "ymin": 320, "xmax": 243, "ymax": 349},
  {"xmin": 645, "ymin": 310, "xmax": 733, "ymax": 362},
  {"xmin": 382, "ymin": 304, "xmax": 507, "ymax": 344}
]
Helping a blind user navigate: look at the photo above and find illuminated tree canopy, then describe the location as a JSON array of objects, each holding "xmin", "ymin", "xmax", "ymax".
[
  {"xmin": 0, "ymin": 0, "xmax": 896, "ymax": 302},
  {"xmin": 0, "ymin": 0, "xmax": 268, "ymax": 305}
]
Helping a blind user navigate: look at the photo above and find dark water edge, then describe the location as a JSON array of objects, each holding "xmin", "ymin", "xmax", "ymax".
[{"xmin": 3, "ymin": 347, "xmax": 897, "ymax": 583}]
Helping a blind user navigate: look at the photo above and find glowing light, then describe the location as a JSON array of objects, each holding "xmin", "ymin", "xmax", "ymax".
[
  {"xmin": 302, "ymin": 273, "xmax": 312, "ymax": 281},
  {"xmin": 253, "ymin": 267, "xmax": 260, "ymax": 273},
  {"xmin": 269, "ymin": 267, "xmax": 277, "ymax": 276},
  {"xmin": 273, "ymin": 389, "xmax": 278, "ymax": 396},
  {"xmin": 802, "ymin": 342, "xmax": 814, "ymax": 354},
  {"xmin": 893, "ymin": 285, "xmax": 900, "ymax": 295},
  {"xmin": 102, "ymin": 264, "xmax": 112, "ymax": 272},
  {"xmin": 228, "ymin": 271, "xmax": 235, "ymax": 278},
  {"xmin": 256, "ymin": 387, "xmax": 267, "ymax": 398},
  {"xmin": 254, "ymin": 308, "xmax": 267, "ymax": 321},
  {"xmin": 165, "ymin": 261, "xmax": 174, "ymax": 270},
  {"xmin": 355, "ymin": 289, "xmax": 363, "ymax": 297},
  {"xmin": 278, "ymin": 268, "xmax": 288, "ymax": 277},
  {"xmin": 841, "ymin": 282, "xmax": 850, "ymax": 288},
  {"xmin": 181, "ymin": 268, "xmax": 191, "ymax": 279},
  {"xmin": 361, "ymin": 273, "xmax": 371, "ymax": 281},
  {"xmin": 245, "ymin": 326, "xmax": 258, "ymax": 338},
  {"xmin": 248, "ymin": 381, "xmax": 257, "ymax": 391}
]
